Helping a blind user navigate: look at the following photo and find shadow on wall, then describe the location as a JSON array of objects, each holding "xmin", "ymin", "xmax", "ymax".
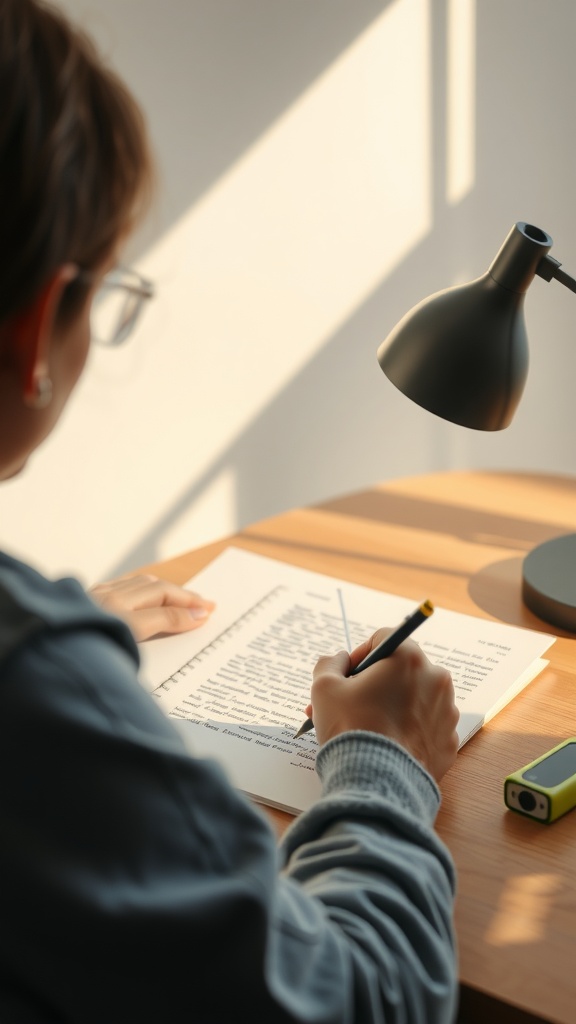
[
  {"xmin": 106, "ymin": 0, "xmax": 450, "ymax": 574},
  {"xmin": 114, "ymin": 0, "xmax": 393, "ymax": 259},
  {"xmin": 109, "ymin": 196, "xmax": 472, "ymax": 576}
]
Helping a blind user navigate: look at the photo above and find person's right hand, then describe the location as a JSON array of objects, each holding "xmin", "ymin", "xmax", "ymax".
[{"xmin": 307, "ymin": 629, "xmax": 459, "ymax": 782}]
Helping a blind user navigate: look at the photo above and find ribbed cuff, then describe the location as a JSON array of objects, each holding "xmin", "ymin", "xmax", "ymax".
[{"xmin": 315, "ymin": 731, "xmax": 441, "ymax": 822}]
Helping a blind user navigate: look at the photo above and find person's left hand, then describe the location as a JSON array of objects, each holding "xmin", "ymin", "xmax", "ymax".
[{"xmin": 89, "ymin": 574, "xmax": 215, "ymax": 642}]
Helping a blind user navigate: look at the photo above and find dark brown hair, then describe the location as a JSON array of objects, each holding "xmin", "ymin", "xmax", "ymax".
[{"xmin": 0, "ymin": 0, "xmax": 153, "ymax": 323}]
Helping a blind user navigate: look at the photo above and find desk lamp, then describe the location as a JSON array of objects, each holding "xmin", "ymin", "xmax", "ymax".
[{"xmin": 377, "ymin": 221, "xmax": 576, "ymax": 632}]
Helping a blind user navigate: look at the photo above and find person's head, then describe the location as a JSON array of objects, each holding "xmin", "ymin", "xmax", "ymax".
[{"xmin": 0, "ymin": 0, "xmax": 153, "ymax": 478}]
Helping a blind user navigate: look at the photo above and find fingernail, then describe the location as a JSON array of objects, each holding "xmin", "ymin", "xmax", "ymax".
[{"xmin": 188, "ymin": 607, "xmax": 209, "ymax": 620}]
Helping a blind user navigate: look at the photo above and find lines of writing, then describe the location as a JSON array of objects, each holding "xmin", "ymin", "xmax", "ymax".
[
  {"xmin": 422, "ymin": 641, "xmax": 503, "ymax": 699},
  {"xmin": 153, "ymin": 591, "xmax": 377, "ymax": 736},
  {"xmin": 152, "ymin": 586, "xmax": 286, "ymax": 697}
]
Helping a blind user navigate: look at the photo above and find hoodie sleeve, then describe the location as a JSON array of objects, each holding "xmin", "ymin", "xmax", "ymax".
[{"xmin": 0, "ymin": 620, "xmax": 457, "ymax": 1024}]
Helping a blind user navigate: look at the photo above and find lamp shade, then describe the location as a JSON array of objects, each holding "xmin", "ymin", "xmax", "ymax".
[
  {"xmin": 375, "ymin": 220, "xmax": 576, "ymax": 632},
  {"xmin": 377, "ymin": 222, "xmax": 553, "ymax": 430}
]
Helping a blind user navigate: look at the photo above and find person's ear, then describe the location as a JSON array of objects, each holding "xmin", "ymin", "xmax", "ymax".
[{"xmin": 10, "ymin": 264, "xmax": 79, "ymax": 409}]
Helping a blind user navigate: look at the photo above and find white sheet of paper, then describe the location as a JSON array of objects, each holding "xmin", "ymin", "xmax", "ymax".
[{"xmin": 139, "ymin": 548, "xmax": 555, "ymax": 814}]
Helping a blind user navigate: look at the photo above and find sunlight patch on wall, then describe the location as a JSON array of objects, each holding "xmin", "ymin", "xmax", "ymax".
[
  {"xmin": 142, "ymin": 0, "xmax": 432, "ymax": 451},
  {"xmin": 446, "ymin": 0, "xmax": 476, "ymax": 205}
]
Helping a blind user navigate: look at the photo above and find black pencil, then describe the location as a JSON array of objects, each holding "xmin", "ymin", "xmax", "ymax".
[{"xmin": 293, "ymin": 599, "xmax": 434, "ymax": 739}]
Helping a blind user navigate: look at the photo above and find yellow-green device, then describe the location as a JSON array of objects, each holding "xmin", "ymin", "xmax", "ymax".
[{"xmin": 505, "ymin": 738, "xmax": 576, "ymax": 823}]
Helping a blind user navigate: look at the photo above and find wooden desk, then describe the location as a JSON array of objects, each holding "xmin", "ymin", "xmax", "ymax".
[{"xmin": 147, "ymin": 469, "xmax": 576, "ymax": 1024}]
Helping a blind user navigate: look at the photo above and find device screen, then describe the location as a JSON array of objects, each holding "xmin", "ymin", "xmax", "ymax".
[{"xmin": 522, "ymin": 742, "xmax": 576, "ymax": 787}]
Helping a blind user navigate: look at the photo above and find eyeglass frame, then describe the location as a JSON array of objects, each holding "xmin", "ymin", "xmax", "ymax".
[{"xmin": 75, "ymin": 264, "xmax": 155, "ymax": 347}]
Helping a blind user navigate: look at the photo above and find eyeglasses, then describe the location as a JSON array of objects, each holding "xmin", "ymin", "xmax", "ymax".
[{"xmin": 86, "ymin": 265, "xmax": 155, "ymax": 347}]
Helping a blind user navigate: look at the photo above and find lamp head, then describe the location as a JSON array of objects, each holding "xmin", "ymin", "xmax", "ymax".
[{"xmin": 377, "ymin": 222, "xmax": 553, "ymax": 430}]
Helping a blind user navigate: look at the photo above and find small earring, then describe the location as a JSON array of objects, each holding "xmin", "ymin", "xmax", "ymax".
[{"xmin": 25, "ymin": 375, "xmax": 53, "ymax": 410}]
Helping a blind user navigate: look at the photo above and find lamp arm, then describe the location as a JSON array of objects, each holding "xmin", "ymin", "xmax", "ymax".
[{"xmin": 536, "ymin": 254, "xmax": 576, "ymax": 294}]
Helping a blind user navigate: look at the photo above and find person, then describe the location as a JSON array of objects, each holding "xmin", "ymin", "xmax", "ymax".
[{"xmin": 0, "ymin": 1, "xmax": 460, "ymax": 1021}]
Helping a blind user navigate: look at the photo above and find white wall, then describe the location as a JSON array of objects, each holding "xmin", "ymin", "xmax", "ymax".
[{"xmin": 1, "ymin": 0, "xmax": 576, "ymax": 584}]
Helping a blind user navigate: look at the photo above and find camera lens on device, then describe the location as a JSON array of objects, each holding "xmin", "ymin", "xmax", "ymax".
[{"xmin": 518, "ymin": 790, "xmax": 537, "ymax": 812}]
